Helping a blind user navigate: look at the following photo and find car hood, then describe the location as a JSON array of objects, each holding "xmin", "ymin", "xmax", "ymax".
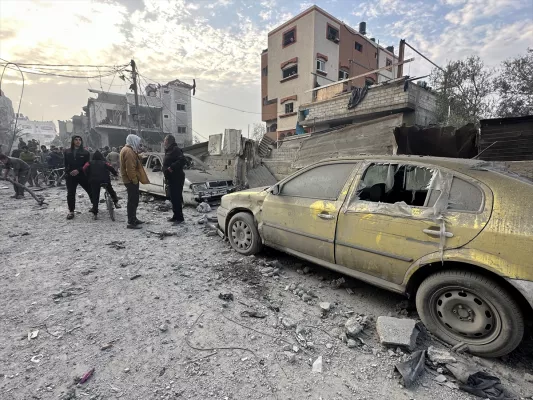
[{"xmin": 185, "ymin": 169, "xmax": 232, "ymax": 184}]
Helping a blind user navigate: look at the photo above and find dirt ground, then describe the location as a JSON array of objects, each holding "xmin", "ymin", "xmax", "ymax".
[{"xmin": 1, "ymin": 184, "xmax": 532, "ymax": 400}]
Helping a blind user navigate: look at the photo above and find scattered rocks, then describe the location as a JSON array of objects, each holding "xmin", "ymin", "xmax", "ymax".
[
  {"xmin": 525, "ymin": 372, "xmax": 533, "ymax": 383},
  {"xmin": 376, "ymin": 316, "xmax": 418, "ymax": 351},
  {"xmin": 319, "ymin": 302, "xmax": 331, "ymax": 316},
  {"xmin": 101, "ymin": 343, "xmax": 113, "ymax": 350},
  {"xmin": 196, "ymin": 202, "xmax": 211, "ymax": 213},
  {"xmin": 427, "ymin": 346, "xmax": 457, "ymax": 364},
  {"xmin": 345, "ymin": 316, "xmax": 364, "ymax": 338},
  {"xmin": 281, "ymin": 317, "xmax": 296, "ymax": 329},
  {"xmin": 312, "ymin": 356, "xmax": 323, "ymax": 373},
  {"xmin": 303, "ymin": 266, "xmax": 311, "ymax": 274},
  {"xmin": 284, "ymin": 351, "xmax": 296, "ymax": 363},
  {"xmin": 330, "ymin": 277, "xmax": 345, "ymax": 288},
  {"xmin": 218, "ymin": 293, "xmax": 234, "ymax": 301},
  {"xmin": 159, "ymin": 324, "xmax": 168, "ymax": 332},
  {"xmin": 434, "ymin": 374, "xmax": 447, "ymax": 383},
  {"xmin": 301, "ymin": 294, "xmax": 312, "ymax": 302},
  {"xmin": 347, "ymin": 339, "xmax": 358, "ymax": 348}
]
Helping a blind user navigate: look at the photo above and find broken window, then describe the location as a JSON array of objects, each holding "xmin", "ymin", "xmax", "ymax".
[
  {"xmin": 177, "ymin": 103, "xmax": 185, "ymax": 111},
  {"xmin": 282, "ymin": 65, "xmax": 298, "ymax": 79},
  {"xmin": 448, "ymin": 177, "xmax": 483, "ymax": 212},
  {"xmin": 357, "ymin": 163, "xmax": 437, "ymax": 207},
  {"xmin": 316, "ymin": 59, "xmax": 326, "ymax": 72},
  {"xmin": 164, "ymin": 115, "xmax": 169, "ymax": 119},
  {"xmin": 327, "ymin": 25, "xmax": 339, "ymax": 42},
  {"xmin": 177, "ymin": 126, "xmax": 187, "ymax": 134},
  {"xmin": 148, "ymin": 156, "xmax": 161, "ymax": 170},
  {"xmin": 283, "ymin": 28, "xmax": 296, "ymax": 47},
  {"xmin": 338, "ymin": 69, "xmax": 349, "ymax": 81},
  {"xmin": 386, "ymin": 58, "xmax": 393, "ymax": 71},
  {"xmin": 355, "ymin": 42, "xmax": 363, "ymax": 52},
  {"xmin": 284, "ymin": 103, "xmax": 294, "ymax": 114},
  {"xmin": 280, "ymin": 163, "xmax": 356, "ymax": 200}
]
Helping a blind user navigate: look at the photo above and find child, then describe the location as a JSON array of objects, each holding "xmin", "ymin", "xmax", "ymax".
[{"xmin": 83, "ymin": 151, "xmax": 121, "ymax": 219}]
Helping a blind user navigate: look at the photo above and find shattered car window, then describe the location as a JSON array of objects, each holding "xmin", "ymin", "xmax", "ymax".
[
  {"xmin": 357, "ymin": 163, "xmax": 434, "ymax": 207},
  {"xmin": 280, "ymin": 163, "xmax": 355, "ymax": 200}
]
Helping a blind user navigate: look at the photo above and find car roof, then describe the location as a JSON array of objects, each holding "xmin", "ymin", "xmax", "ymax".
[{"xmin": 314, "ymin": 155, "xmax": 488, "ymax": 172}]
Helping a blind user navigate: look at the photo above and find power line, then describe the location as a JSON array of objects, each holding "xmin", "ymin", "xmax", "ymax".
[{"xmin": 0, "ymin": 61, "xmax": 130, "ymax": 68}]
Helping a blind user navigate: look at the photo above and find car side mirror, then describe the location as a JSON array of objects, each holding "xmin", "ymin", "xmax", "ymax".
[
  {"xmin": 152, "ymin": 166, "xmax": 161, "ymax": 172},
  {"xmin": 270, "ymin": 184, "xmax": 280, "ymax": 195}
]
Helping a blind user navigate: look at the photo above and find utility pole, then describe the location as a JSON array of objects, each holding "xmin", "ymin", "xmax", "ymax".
[
  {"xmin": 130, "ymin": 59, "xmax": 142, "ymax": 138},
  {"xmin": 398, "ymin": 39, "xmax": 405, "ymax": 78}
]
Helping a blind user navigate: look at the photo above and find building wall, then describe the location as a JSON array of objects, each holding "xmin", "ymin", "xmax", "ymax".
[
  {"xmin": 339, "ymin": 26, "xmax": 378, "ymax": 87},
  {"xmin": 378, "ymin": 47, "xmax": 398, "ymax": 83},
  {"xmin": 261, "ymin": 51, "xmax": 277, "ymax": 125},
  {"xmin": 167, "ymin": 85, "xmax": 192, "ymax": 146},
  {"xmin": 16, "ymin": 119, "xmax": 58, "ymax": 146},
  {"xmin": 268, "ymin": 10, "xmax": 316, "ymax": 132},
  {"xmin": 313, "ymin": 11, "xmax": 340, "ymax": 89}
]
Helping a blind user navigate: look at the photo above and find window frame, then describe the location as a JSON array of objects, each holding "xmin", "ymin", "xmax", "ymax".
[
  {"xmin": 282, "ymin": 27, "xmax": 297, "ymax": 48},
  {"xmin": 177, "ymin": 126, "xmax": 187, "ymax": 134},
  {"xmin": 278, "ymin": 162, "xmax": 358, "ymax": 201},
  {"xmin": 163, "ymin": 114, "xmax": 169, "ymax": 119},
  {"xmin": 284, "ymin": 103, "xmax": 294, "ymax": 114},
  {"xmin": 326, "ymin": 24, "xmax": 339, "ymax": 43},
  {"xmin": 176, "ymin": 103, "xmax": 186, "ymax": 112},
  {"xmin": 386, "ymin": 58, "xmax": 393, "ymax": 71},
  {"xmin": 316, "ymin": 58, "xmax": 326, "ymax": 72},
  {"xmin": 355, "ymin": 42, "xmax": 363, "ymax": 52},
  {"xmin": 338, "ymin": 69, "xmax": 349, "ymax": 81},
  {"xmin": 282, "ymin": 64, "xmax": 298, "ymax": 79}
]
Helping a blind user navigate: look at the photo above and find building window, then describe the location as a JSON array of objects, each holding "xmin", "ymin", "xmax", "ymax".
[
  {"xmin": 355, "ymin": 42, "xmax": 363, "ymax": 52},
  {"xmin": 177, "ymin": 126, "xmax": 187, "ymax": 134},
  {"xmin": 338, "ymin": 69, "xmax": 349, "ymax": 81},
  {"xmin": 327, "ymin": 24, "xmax": 339, "ymax": 43},
  {"xmin": 164, "ymin": 115, "xmax": 169, "ymax": 119},
  {"xmin": 262, "ymin": 66, "xmax": 268, "ymax": 76},
  {"xmin": 283, "ymin": 28, "xmax": 296, "ymax": 47},
  {"xmin": 316, "ymin": 59, "xmax": 326, "ymax": 72},
  {"xmin": 177, "ymin": 103, "xmax": 186, "ymax": 111},
  {"xmin": 386, "ymin": 58, "xmax": 393, "ymax": 71},
  {"xmin": 282, "ymin": 65, "xmax": 298, "ymax": 79},
  {"xmin": 285, "ymin": 103, "xmax": 294, "ymax": 114}
]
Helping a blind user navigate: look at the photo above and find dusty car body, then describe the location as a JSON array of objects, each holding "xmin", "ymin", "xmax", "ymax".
[
  {"xmin": 217, "ymin": 155, "xmax": 533, "ymax": 357},
  {"xmin": 139, "ymin": 152, "xmax": 234, "ymax": 205}
]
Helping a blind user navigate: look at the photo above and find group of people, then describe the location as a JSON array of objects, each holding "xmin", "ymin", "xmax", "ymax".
[{"xmin": 1, "ymin": 133, "xmax": 187, "ymax": 229}]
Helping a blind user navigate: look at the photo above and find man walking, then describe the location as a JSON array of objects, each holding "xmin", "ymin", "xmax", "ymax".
[
  {"xmin": 0, "ymin": 154, "xmax": 30, "ymax": 199},
  {"xmin": 106, "ymin": 147, "xmax": 120, "ymax": 176},
  {"xmin": 163, "ymin": 135, "xmax": 187, "ymax": 224},
  {"xmin": 120, "ymin": 134, "xmax": 149, "ymax": 229},
  {"xmin": 64, "ymin": 135, "xmax": 92, "ymax": 220},
  {"xmin": 19, "ymin": 146, "xmax": 39, "ymax": 187}
]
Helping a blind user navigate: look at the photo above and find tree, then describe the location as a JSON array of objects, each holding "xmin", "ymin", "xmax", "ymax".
[
  {"xmin": 494, "ymin": 48, "xmax": 533, "ymax": 117},
  {"xmin": 430, "ymin": 56, "xmax": 494, "ymax": 127},
  {"xmin": 251, "ymin": 122, "xmax": 266, "ymax": 141}
]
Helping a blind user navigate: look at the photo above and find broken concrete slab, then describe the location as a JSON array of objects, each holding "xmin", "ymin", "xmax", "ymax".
[
  {"xmin": 434, "ymin": 374, "xmax": 447, "ymax": 383},
  {"xmin": 427, "ymin": 346, "xmax": 457, "ymax": 364},
  {"xmin": 312, "ymin": 356, "xmax": 323, "ymax": 373},
  {"xmin": 376, "ymin": 316, "xmax": 418, "ymax": 350}
]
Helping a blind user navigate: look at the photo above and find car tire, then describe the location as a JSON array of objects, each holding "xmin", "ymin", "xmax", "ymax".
[
  {"xmin": 227, "ymin": 212, "xmax": 262, "ymax": 256},
  {"xmin": 416, "ymin": 269, "xmax": 524, "ymax": 357}
]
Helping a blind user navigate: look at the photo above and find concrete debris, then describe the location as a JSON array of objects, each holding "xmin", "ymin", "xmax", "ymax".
[
  {"xmin": 295, "ymin": 325, "xmax": 311, "ymax": 336},
  {"xmin": 345, "ymin": 288, "xmax": 354, "ymax": 295},
  {"xmin": 159, "ymin": 324, "xmax": 168, "ymax": 332},
  {"xmin": 292, "ymin": 345, "xmax": 299, "ymax": 353},
  {"xmin": 284, "ymin": 351, "xmax": 296, "ymax": 363},
  {"xmin": 101, "ymin": 342, "xmax": 113, "ymax": 350},
  {"xmin": 198, "ymin": 215, "xmax": 208, "ymax": 224},
  {"xmin": 218, "ymin": 293, "xmax": 234, "ymax": 301},
  {"xmin": 301, "ymin": 294, "xmax": 312, "ymax": 302},
  {"xmin": 196, "ymin": 202, "xmax": 211, "ymax": 213},
  {"xmin": 281, "ymin": 317, "xmax": 296, "ymax": 329},
  {"xmin": 319, "ymin": 302, "xmax": 331, "ymax": 316},
  {"xmin": 376, "ymin": 316, "xmax": 418, "ymax": 351},
  {"xmin": 325, "ymin": 343, "xmax": 333, "ymax": 349},
  {"xmin": 427, "ymin": 346, "xmax": 457, "ymax": 364},
  {"xmin": 303, "ymin": 266, "xmax": 311, "ymax": 274},
  {"xmin": 345, "ymin": 316, "xmax": 365, "ymax": 338},
  {"xmin": 28, "ymin": 330, "xmax": 39, "ymax": 340},
  {"xmin": 525, "ymin": 373, "xmax": 533, "ymax": 383},
  {"xmin": 331, "ymin": 277, "xmax": 346, "ymax": 288},
  {"xmin": 312, "ymin": 356, "xmax": 323, "ymax": 373},
  {"xmin": 106, "ymin": 240, "xmax": 126, "ymax": 250},
  {"xmin": 434, "ymin": 374, "xmax": 447, "ymax": 383},
  {"xmin": 240, "ymin": 310, "xmax": 266, "ymax": 318},
  {"xmin": 347, "ymin": 339, "xmax": 358, "ymax": 348}
]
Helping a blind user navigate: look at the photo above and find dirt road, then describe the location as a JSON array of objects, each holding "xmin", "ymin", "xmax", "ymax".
[{"xmin": 1, "ymin": 185, "xmax": 532, "ymax": 400}]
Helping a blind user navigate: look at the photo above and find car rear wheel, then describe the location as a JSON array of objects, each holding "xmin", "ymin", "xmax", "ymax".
[
  {"xmin": 228, "ymin": 212, "xmax": 262, "ymax": 256},
  {"xmin": 416, "ymin": 269, "xmax": 524, "ymax": 357}
]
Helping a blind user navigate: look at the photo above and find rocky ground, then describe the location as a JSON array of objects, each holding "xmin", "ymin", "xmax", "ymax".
[{"xmin": 1, "ymin": 184, "xmax": 532, "ymax": 400}]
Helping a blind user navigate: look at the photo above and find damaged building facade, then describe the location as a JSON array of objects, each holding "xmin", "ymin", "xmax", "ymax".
[
  {"xmin": 83, "ymin": 79, "xmax": 193, "ymax": 149},
  {"xmin": 261, "ymin": 5, "xmax": 399, "ymax": 140}
]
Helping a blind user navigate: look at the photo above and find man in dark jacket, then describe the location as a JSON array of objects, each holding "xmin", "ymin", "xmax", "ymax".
[
  {"xmin": 163, "ymin": 135, "xmax": 187, "ymax": 224},
  {"xmin": 0, "ymin": 153, "xmax": 30, "ymax": 198},
  {"xmin": 82, "ymin": 151, "xmax": 120, "ymax": 219},
  {"xmin": 64, "ymin": 135, "xmax": 92, "ymax": 220}
]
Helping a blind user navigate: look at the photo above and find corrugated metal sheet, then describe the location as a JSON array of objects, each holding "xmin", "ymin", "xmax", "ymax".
[{"xmin": 479, "ymin": 116, "xmax": 533, "ymax": 161}]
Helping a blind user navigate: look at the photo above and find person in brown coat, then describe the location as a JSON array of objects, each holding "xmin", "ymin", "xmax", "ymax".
[{"xmin": 120, "ymin": 134, "xmax": 149, "ymax": 229}]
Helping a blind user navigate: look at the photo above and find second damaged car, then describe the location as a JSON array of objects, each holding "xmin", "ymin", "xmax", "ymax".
[
  {"xmin": 140, "ymin": 152, "xmax": 234, "ymax": 205},
  {"xmin": 217, "ymin": 155, "xmax": 533, "ymax": 357}
]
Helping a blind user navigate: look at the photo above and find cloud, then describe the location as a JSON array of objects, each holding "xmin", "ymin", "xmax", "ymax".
[{"xmin": 444, "ymin": 0, "xmax": 526, "ymax": 25}]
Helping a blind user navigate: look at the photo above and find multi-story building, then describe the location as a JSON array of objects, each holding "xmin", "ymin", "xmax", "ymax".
[
  {"xmin": 13, "ymin": 113, "xmax": 58, "ymax": 146},
  {"xmin": 0, "ymin": 90, "xmax": 14, "ymax": 148},
  {"xmin": 84, "ymin": 79, "xmax": 193, "ymax": 149},
  {"xmin": 261, "ymin": 5, "xmax": 399, "ymax": 140}
]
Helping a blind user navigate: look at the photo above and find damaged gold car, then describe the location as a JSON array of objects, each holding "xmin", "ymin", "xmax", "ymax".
[{"xmin": 217, "ymin": 156, "xmax": 533, "ymax": 357}]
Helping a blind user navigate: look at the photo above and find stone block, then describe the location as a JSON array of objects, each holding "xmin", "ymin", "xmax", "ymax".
[{"xmin": 376, "ymin": 316, "xmax": 418, "ymax": 350}]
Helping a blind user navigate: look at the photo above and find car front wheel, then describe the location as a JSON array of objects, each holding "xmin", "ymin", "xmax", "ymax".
[
  {"xmin": 416, "ymin": 269, "xmax": 524, "ymax": 357},
  {"xmin": 227, "ymin": 212, "xmax": 262, "ymax": 256}
]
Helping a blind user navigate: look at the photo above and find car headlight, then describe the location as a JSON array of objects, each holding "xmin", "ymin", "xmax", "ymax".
[{"xmin": 191, "ymin": 183, "xmax": 208, "ymax": 193}]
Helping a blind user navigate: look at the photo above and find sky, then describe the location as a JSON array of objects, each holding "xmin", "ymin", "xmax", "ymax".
[{"xmin": 0, "ymin": 0, "xmax": 532, "ymax": 141}]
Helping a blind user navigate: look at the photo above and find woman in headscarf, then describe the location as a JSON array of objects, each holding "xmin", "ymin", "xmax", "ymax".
[{"xmin": 120, "ymin": 134, "xmax": 149, "ymax": 229}]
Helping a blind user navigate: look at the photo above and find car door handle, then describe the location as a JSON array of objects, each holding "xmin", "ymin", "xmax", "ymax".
[
  {"xmin": 423, "ymin": 229, "xmax": 454, "ymax": 238},
  {"xmin": 318, "ymin": 213, "xmax": 334, "ymax": 220}
]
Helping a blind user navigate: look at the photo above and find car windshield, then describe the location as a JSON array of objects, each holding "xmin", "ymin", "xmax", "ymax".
[{"xmin": 185, "ymin": 154, "xmax": 208, "ymax": 172}]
